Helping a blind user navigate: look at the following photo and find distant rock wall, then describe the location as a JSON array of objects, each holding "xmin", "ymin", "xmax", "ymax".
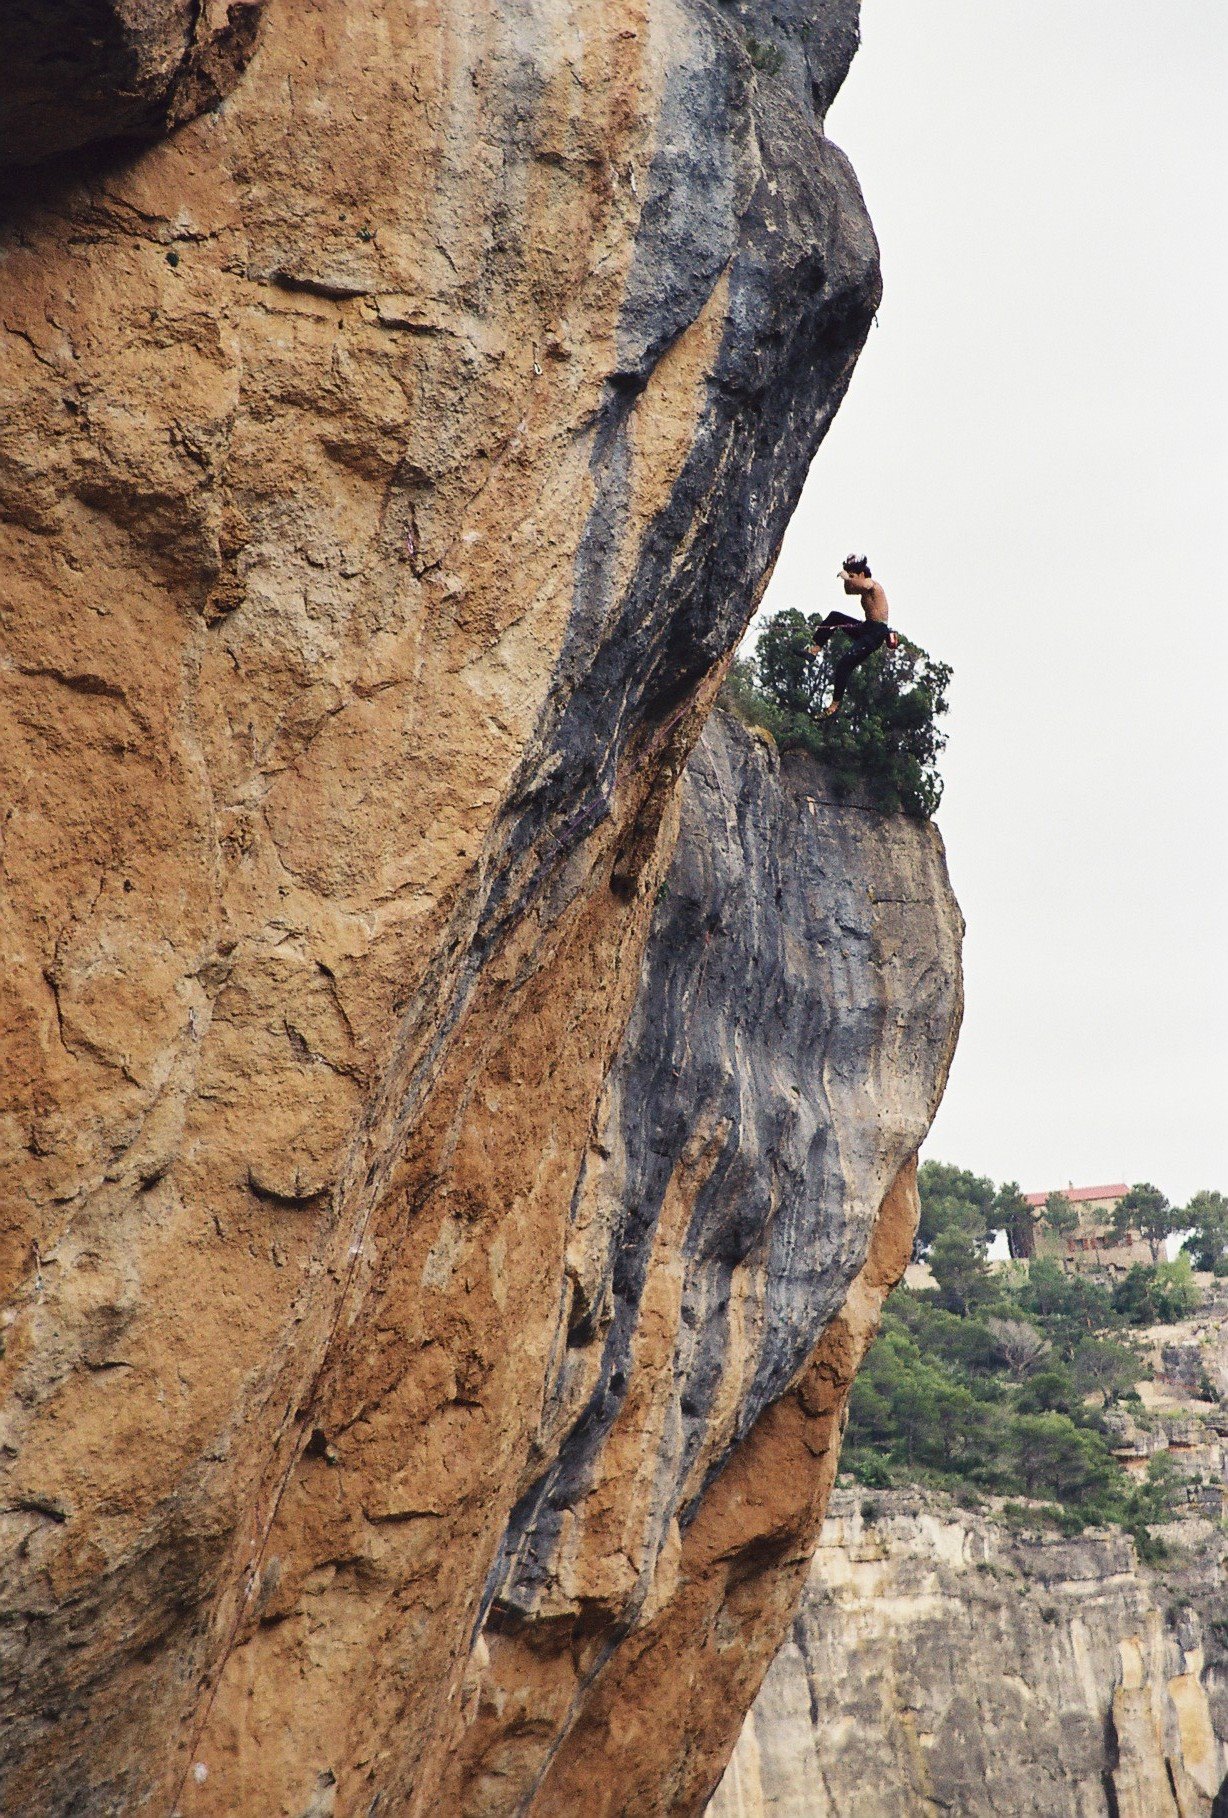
[{"xmin": 710, "ymin": 1488, "xmax": 1228, "ymax": 1818}]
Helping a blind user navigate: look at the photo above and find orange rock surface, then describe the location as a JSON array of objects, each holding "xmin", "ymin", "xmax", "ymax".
[{"xmin": 0, "ymin": 5, "xmax": 963, "ymax": 1813}]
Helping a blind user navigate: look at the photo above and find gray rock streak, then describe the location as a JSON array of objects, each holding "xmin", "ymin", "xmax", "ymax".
[{"xmin": 458, "ymin": 711, "xmax": 962, "ymax": 1811}]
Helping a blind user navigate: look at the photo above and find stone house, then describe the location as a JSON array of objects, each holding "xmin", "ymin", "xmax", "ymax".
[{"xmin": 1025, "ymin": 1182, "xmax": 1155, "ymax": 1273}]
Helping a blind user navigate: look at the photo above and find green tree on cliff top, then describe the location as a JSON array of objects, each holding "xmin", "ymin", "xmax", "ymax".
[
  {"xmin": 928, "ymin": 1225, "xmax": 995, "ymax": 1317},
  {"xmin": 722, "ymin": 608, "xmax": 951, "ymax": 818},
  {"xmin": 996, "ymin": 1182, "xmax": 1037, "ymax": 1258},
  {"xmin": 1044, "ymin": 1192, "xmax": 1080, "ymax": 1238},
  {"xmin": 1111, "ymin": 1182, "xmax": 1175, "ymax": 1259},
  {"xmin": 916, "ymin": 1161, "xmax": 995, "ymax": 1249},
  {"xmin": 1180, "ymin": 1190, "xmax": 1228, "ymax": 1274}
]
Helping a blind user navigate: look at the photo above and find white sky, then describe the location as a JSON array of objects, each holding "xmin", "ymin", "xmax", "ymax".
[{"xmin": 753, "ymin": 0, "xmax": 1228, "ymax": 1204}]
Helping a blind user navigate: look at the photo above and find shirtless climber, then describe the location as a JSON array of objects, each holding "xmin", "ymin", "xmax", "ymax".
[{"xmin": 806, "ymin": 555, "xmax": 899, "ymax": 717}]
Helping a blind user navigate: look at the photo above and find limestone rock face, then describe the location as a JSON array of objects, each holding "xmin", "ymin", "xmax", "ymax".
[
  {"xmin": 0, "ymin": 4, "xmax": 965, "ymax": 1813},
  {"xmin": 0, "ymin": 2, "xmax": 266, "ymax": 166},
  {"xmin": 448, "ymin": 714, "xmax": 963, "ymax": 1815},
  {"xmin": 710, "ymin": 1489, "xmax": 1228, "ymax": 1818}
]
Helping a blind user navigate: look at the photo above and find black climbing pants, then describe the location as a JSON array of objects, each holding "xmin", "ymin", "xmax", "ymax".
[{"xmin": 811, "ymin": 613, "xmax": 892, "ymax": 706}]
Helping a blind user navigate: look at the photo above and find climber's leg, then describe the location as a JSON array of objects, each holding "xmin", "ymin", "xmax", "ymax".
[
  {"xmin": 811, "ymin": 609, "xmax": 862, "ymax": 641},
  {"xmin": 821, "ymin": 622, "xmax": 893, "ymax": 717},
  {"xmin": 807, "ymin": 610, "xmax": 862, "ymax": 653}
]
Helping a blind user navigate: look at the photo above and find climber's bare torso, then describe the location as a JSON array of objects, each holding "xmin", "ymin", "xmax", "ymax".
[{"xmin": 840, "ymin": 568, "xmax": 890, "ymax": 624}]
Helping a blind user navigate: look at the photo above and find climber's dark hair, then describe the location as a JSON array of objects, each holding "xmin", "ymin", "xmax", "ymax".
[{"xmin": 844, "ymin": 553, "xmax": 871, "ymax": 577}]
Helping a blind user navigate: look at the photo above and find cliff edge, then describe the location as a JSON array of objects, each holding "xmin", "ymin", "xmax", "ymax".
[{"xmin": 0, "ymin": 5, "xmax": 961, "ymax": 1813}]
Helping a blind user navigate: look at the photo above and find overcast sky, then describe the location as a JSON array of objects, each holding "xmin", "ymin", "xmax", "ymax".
[{"xmin": 753, "ymin": 0, "xmax": 1227, "ymax": 1204}]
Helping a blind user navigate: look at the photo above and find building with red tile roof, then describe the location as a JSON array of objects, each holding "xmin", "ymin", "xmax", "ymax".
[
  {"xmin": 1023, "ymin": 1183, "xmax": 1129, "ymax": 1211},
  {"xmin": 1025, "ymin": 1184, "xmax": 1150, "ymax": 1273}
]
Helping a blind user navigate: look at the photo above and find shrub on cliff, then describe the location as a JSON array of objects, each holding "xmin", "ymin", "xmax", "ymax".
[
  {"xmin": 1112, "ymin": 1256, "xmax": 1199, "ymax": 1325},
  {"xmin": 844, "ymin": 1288, "xmax": 1160, "ymax": 1531},
  {"xmin": 844, "ymin": 1306, "xmax": 1127, "ymax": 1518},
  {"xmin": 1071, "ymin": 1335, "xmax": 1144, "ymax": 1406},
  {"xmin": 721, "ymin": 608, "xmax": 951, "ymax": 818},
  {"xmin": 1015, "ymin": 1258, "xmax": 1115, "ymax": 1345},
  {"xmin": 1013, "ymin": 1413, "xmax": 1119, "ymax": 1506}
]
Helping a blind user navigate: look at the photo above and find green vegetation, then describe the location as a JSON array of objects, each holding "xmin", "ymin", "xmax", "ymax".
[
  {"xmin": 914, "ymin": 1161, "xmax": 996, "ymax": 1248},
  {"xmin": 721, "ymin": 608, "xmax": 951, "ymax": 818},
  {"xmin": 1111, "ymin": 1182, "xmax": 1174, "ymax": 1258},
  {"xmin": 1044, "ymin": 1192, "xmax": 1080, "ymax": 1237},
  {"xmin": 1111, "ymin": 1256, "xmax": 1199, "ymax": 1325},
  {"xmin": 1182, "ymin": 1191, "xmax": 1228, "ymax": 1274},
  {"xmin": 841, "ymin": 1162, "xmax": 1223, "ymax": 1546}
]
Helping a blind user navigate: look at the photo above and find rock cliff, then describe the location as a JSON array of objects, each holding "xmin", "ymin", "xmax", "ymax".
[
  {"xmin": 710, "ymin": 1488, "xmax": 1228, "ymax": 1818},
  {"xmin": 0, "ymin": 4, "xmax": 962, "ymax": 1813},
  {"xmin": 0, "ymin": 2, "xmax": 266, "ymax": 167},
  {"xmin": 445, "ymin": 714, "xmax": 962, "ymax": 1815}
]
